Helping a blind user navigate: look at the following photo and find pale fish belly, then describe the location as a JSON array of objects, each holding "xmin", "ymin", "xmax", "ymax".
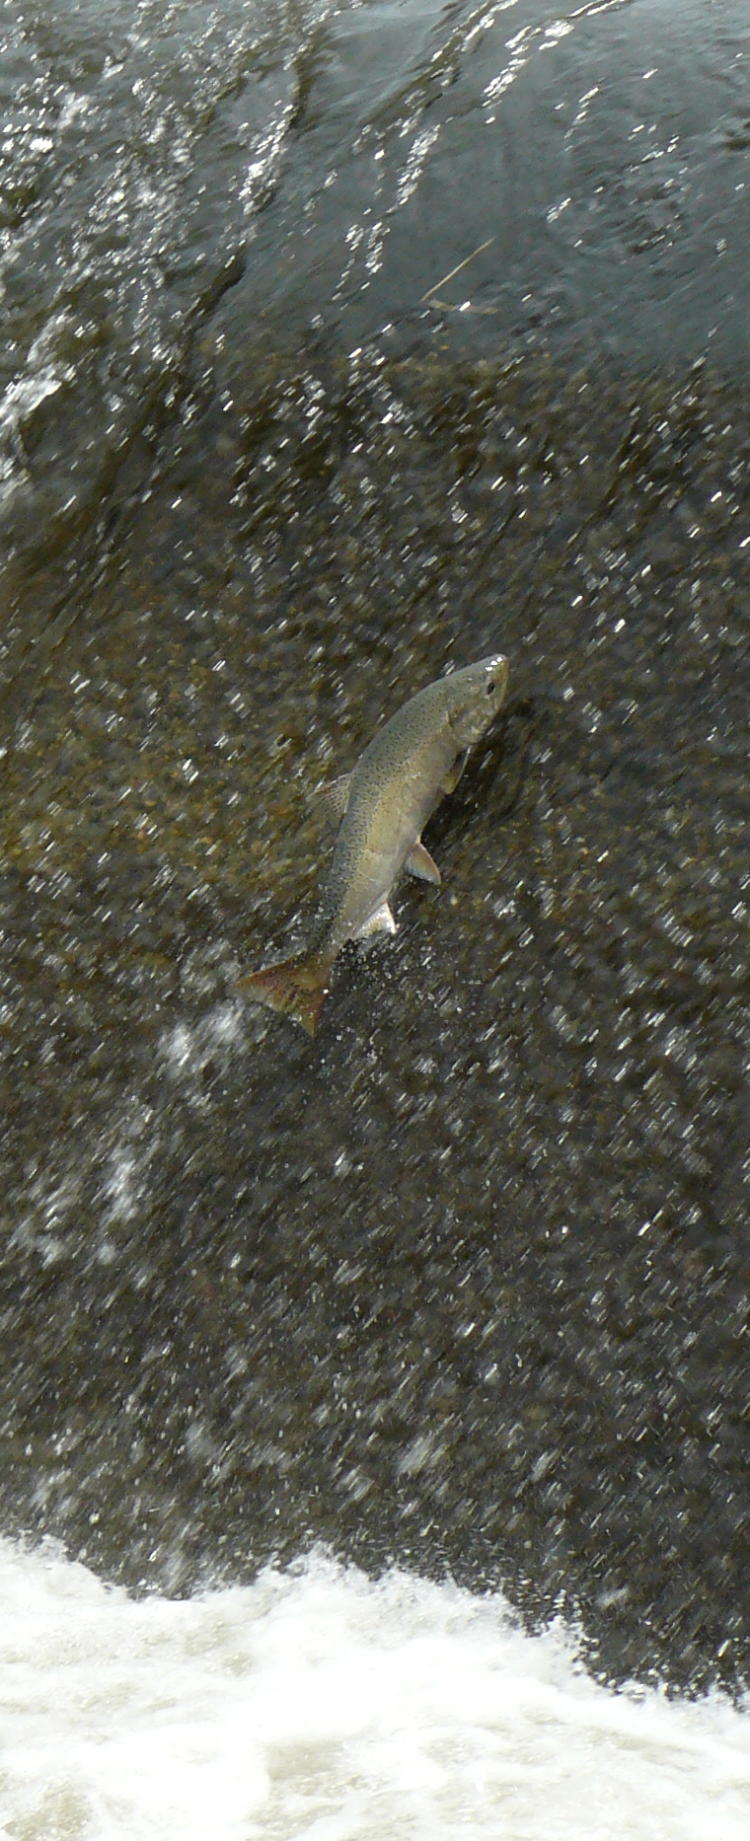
[{"xmin": 321, "ymin": 772, "xmax": 441, "ymax": 951}]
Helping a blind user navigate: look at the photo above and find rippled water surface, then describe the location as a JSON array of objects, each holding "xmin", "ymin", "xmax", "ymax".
[{"xmin": 0, "ymin": 0, "xmax": 749, "ymax": 1728}]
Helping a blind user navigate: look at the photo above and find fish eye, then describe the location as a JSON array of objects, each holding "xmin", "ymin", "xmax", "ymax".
[{"xmin": 486, "ymin": 679, "xmax": 496, "ymax": 695}]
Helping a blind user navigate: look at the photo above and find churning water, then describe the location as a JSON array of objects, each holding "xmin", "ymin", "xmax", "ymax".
[{"xmin": 1, "ymin": 1539, "xmax": 749, "ymax": 1841}]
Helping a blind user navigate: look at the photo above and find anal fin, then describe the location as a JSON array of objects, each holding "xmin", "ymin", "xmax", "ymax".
[{"xmin": 357, "ymin": 901, "xmax": 397, "ymax": 940}]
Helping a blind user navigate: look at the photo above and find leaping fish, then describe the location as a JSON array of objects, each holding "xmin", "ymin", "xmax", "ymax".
[{"xmin": 241, "ymin": 654, "xmax": 510, "ymax": 1035}]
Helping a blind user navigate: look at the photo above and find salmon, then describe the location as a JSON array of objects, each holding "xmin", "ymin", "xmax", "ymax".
[{"xmin": 241, "ymin": 655, "xmax": 510, "ymax": 1034}]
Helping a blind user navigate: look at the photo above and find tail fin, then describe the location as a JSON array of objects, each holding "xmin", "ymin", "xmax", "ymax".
[{"xmin": 239, "ymin": 950, "xmax": 332, "ymax": 1037}]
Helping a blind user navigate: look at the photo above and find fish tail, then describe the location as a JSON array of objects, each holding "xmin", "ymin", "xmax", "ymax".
[{"xmin": 239, "ymin": 949, "xmax": 332, "ymax": 1036}]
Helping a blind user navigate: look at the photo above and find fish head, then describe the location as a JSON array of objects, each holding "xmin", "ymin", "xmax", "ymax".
[{"xmin": 444, "ymin": 654, "xmax": 510, "ymax": 749}]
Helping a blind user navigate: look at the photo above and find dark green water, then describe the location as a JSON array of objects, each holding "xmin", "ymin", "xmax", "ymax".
[{"xmin": 0, "ymin": 0, "xmax": 748, "ymax": 1694}]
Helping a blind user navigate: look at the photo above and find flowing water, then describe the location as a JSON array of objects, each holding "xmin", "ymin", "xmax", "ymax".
[
  {"xmin": 2, "ymin": 1541, "xmax": 749, "ymax": 1840},
  {"xmin": 1, "ymin": 0, "xmax": 749, "ymax": 1831}
]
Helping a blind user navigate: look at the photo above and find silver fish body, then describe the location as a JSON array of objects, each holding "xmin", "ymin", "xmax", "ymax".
[
  {"xmin": 242, "ymin": 654, "xmax": 509, "ymax": 1033},
  {"xmin": 315, "ymin": 654, "xmax": 510, "ymax": 951}
]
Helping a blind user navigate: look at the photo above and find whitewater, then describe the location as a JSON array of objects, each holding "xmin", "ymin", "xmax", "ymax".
[{"xmin": 0, "ymin": 1540, "xmax": 747, "ymax": 1841}]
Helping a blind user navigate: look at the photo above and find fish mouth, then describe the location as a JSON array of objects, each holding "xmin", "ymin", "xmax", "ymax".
[{"xmin": 482, "ymin": 654, "xmax": 510, "ymax": 701}]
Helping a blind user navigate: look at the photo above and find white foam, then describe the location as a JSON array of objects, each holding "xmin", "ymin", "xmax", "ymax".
[{"xmin": 0, "ymin": 1541, "xmax": 747, "ymax": 1841}]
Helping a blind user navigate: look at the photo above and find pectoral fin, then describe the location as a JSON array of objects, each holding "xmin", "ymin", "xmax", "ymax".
[
  {"xmin": 357, "ymin": 901, "xmax": 397, "ymax": 939},
  {"xmin": 441, "ymin": 751, "xmax": 467, "ymax": 795},
  {"xmin": 313, "ymin": 772, "xmax": 352, "ymax": 826},
  {"xmin": 406, "ymin": 841, "xmax": 441, "ymax": 885}
]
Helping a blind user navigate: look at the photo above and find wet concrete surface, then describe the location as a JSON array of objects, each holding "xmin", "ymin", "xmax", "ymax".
[{"xmin": 1, "ymin": 332, "xmax": 748, "ymax": 1692}]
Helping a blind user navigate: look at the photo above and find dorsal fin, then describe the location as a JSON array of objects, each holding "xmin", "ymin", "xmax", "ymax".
[{"xmin": 312, "ymin": 772, "xmax": 352, "ymax": 827}]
